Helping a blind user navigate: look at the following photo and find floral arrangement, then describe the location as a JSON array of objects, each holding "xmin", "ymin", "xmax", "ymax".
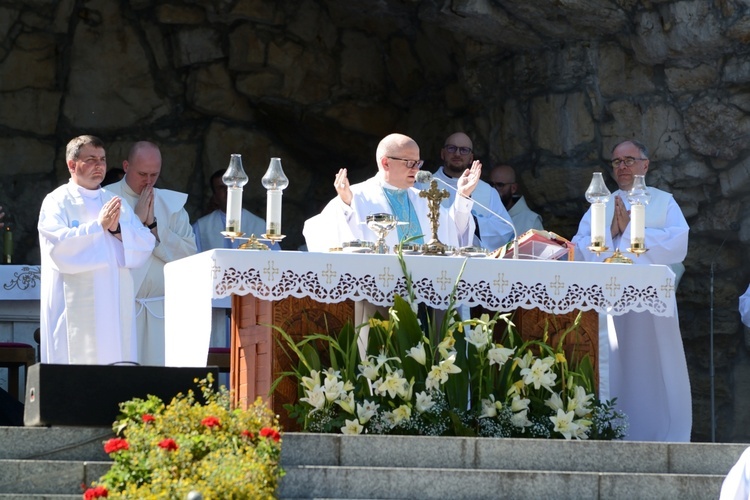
[
  {"xmin": 277, "ymin": 255, "xmax": 627, "ymax": 440},
  {"xmin": 82, "ymin": 376, "xmax": 283, "ymax": 499}
]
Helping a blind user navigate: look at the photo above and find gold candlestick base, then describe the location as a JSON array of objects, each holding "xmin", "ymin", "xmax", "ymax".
[
  {"xmin": 239, "ymin": 234, "xmax": 271, "ymax": 250},
  {"xmin": 422, "ymin": 240, "xmax": 447, "ymax": 255},
  {"xmin": 603, "ymin": 249, "xmax": 633, "ymax": 264}
]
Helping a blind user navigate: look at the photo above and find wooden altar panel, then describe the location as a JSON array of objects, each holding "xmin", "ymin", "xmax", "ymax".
[{"xmin": 230, "ymin": 295, "xmax": 353, "ymax": 431}]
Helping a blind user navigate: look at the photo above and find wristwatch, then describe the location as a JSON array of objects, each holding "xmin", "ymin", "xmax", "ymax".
[
  {"xmin": 108, "ymin": 223, "xmax": 121, "ymax": 235},
  {"xmin": 147, "ymin": 218, "xmax": 157, "ymax": 230}
]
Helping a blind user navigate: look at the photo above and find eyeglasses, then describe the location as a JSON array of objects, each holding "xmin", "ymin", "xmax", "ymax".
[
  {"xmin": 387, "ymin": 157, "xmax": 424, "ymax": 169},
  {"xmin": 77, "ymin": 156, "xmax": 106, "ymax": 167},
  {"xmin": 611, "ymin": 157, "xmax": 646, "ymax": 168},
  {"xmin": 490, "ymin": 181, "xmax": 515, "ymax": 189},
  {"xmin": 443, "ymin": 145, "xmax": 472, "ymax": 155}
]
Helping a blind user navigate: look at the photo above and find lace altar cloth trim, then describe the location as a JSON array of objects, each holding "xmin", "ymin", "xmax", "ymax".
[
  {"xmin": 197, "ymin": 250, "xmax": 675, "ymax": 317},
  {"xmin": 0, "ymin": 265, "xmax": 41, "ymax": 300}
]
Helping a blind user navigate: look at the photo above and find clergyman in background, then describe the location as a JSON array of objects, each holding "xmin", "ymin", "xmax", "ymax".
[{"xmin": 489, "ymin": 164, "xmax": 544, "ymax": 235}]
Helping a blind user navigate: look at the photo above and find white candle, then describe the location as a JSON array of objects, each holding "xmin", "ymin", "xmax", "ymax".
[
  {"xmin": 266, "ymin": 189, "xmax": 282, "ymax": 235},
  {"xmin": 591, "ymin": 202, "xmax": 605, "ymax": 245},
  {"xmin": 631, "ymin": 203, "xmax": 645, "ymax": 243},
  {"xmin": 226, "ymin": 186, "xmax": 243, "ymax": 233}
]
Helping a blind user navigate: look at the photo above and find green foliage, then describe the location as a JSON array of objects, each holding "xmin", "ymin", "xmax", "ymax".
[{"xmin": 84, "ymin": 375, "xmax": 284, "ymax": 499}]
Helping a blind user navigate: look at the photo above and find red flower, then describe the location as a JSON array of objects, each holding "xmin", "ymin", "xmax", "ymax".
[
  {"xmin": 83, "ymin": 485, "xmax": 108, "ymax": 499},
  {"xmin": 201, "ymin": 416, "xmax": 221, "ymax": 428},
  {"xmin": 103, "ymin": 438, "xmax": 129, "ymax": 454},
  {"xmin": 158, "ymin": 438, "xmax": 179, "ymax": 451},
  {"xmin": 141, "ymin": 414, "xmax": 155, "ymax": 423},
  {"xmin": 241, "ymin": 430, "xmax": 255, "ymax": 439},
  {"xmin": 259, "ymin": 427, "xmax": 281, "ymax": 442}
]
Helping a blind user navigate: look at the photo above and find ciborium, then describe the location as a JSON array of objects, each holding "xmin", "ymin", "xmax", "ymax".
[{"xmin": 366, "ymin": 213, "xmax": 398, "ymax": 254}]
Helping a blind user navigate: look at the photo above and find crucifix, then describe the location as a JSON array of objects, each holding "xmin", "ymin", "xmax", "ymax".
[{"xmin": 419, "ymin": 180, "xmax": 450, "ymax": 255}]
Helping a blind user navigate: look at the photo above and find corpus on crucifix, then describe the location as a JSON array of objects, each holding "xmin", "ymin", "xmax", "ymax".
[{"xmin": 419, "ymin": 180, "xmax": 450, "ymax": 255}]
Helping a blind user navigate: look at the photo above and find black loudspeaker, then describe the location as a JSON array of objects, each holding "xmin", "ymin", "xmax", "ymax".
[{"xmin": 23, "ymin": 363, "xmax": 219, "ymax": 427}]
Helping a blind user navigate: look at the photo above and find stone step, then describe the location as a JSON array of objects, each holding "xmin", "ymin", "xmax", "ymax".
[
  {"xmin": 0, "ymin": 427, "xmax": 747, "ymax": 499},
  {"xmin": 277, "ymin": 465, "xmax": 725, "ymax": 500}
]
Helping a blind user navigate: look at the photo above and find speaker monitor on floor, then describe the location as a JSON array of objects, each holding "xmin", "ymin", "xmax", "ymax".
[{"xmin": 24, "ymin": 363, "xmax": 219, "ymax": 427}]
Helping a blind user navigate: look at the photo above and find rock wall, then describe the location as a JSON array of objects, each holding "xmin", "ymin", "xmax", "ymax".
[{"xmin": 2, "ymin": 0, "xmax": 749, "ymax": 442}]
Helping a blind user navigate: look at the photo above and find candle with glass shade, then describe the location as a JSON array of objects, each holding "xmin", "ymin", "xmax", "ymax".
[
  {"xmin": 221, "ymin": 154, "xmax": 248, "ymax": 239},
  {"xmin": 627, "ymin": 174, "xmax": 650, "ymax": 256},
  {"xmin": 261, "ymin": 157, "xmax": 289, "ymax": 246},
  {"xmin": 585, "ymin": 172, "xmax": 611, "ymax": 254}
]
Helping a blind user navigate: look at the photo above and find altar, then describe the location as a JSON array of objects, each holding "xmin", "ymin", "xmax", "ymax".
[{"xmin": 165, "ymin": 249, "xmax": 677, "ymax": 425}]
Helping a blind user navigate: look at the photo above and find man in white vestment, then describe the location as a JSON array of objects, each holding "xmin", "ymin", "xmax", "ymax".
[
  {"xmin": 38, "ymin": 135, "xmax": 155, "ymax": 365},
  {"xmin": 106, "ymin": 141, "xmax": 197, "ymax": 366},
  {"xmin": 303, "ymin": 133, "xmax": 478, "ymax": 252},
  {"xmin": 489, "ymin": 164, "xmax": 544, "ymax": 235},
  {"xmin": 571, "ymin": 139, "xmax": 691, "ymax": 442},
  {"xmin": 739, "ymin": 285, "xmax": 750, "ymax": 328},
  {"xmin": 193, "ymin": 169, "xmax": 267, "ymax": 252},
  {"xmin": 423, "ymin": 132, "xmax": 514, "ymax": 251}
]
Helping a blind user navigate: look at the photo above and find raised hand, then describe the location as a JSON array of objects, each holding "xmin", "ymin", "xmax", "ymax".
[
  {"xmin": 334, "ymin": 168, "xmax": 353, "ymax": 206},
  {"xmin": 457, "ymin": 160, "xmax": 482, "ymax": 199}
]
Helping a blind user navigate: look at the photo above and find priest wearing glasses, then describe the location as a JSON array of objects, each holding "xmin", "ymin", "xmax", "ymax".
[{"xmin": 303, "ymin": 133, "xmax": 479, "ymax": 252}]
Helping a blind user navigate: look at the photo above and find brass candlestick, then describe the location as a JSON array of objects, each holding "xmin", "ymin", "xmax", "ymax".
[{"xmin": 419, "ymin": 180, "xmax": 450, "ymax": 255}]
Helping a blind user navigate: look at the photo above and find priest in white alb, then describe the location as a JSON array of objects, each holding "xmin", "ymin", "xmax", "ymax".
[
  {"xmin": 38, "ymin": 135, "xmax": 155, "ymax": 365},
  {"xmin": 572, "ymin": 139, "xmax": 691, "ymax": 442}
]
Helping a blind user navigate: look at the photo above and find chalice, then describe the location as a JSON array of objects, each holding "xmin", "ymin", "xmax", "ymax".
[{"xmin": 366, "ymin": 213, "xmax": 398, "ymax": 254}]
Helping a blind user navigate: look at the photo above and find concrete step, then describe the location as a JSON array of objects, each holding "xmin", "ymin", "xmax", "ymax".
[
  {"xmin": 0, "ymin": 427, "xmax": 747, "ymax": 499},
  {"xmin": 278, "ymin": 466, "xmax": 725, "ymax": 500}
]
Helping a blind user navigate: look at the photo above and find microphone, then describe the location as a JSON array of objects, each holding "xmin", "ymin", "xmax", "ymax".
[{"xmin": 415, "ymin": 170, "xmax": 519, "ymax": 258}]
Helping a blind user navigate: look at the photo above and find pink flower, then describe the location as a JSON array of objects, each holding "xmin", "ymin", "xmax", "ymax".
[
  {"xmin": 158, "ymin": 438, "xmax": 178, "ymax": 451},
  {"xmin": 141, "ymin": 414, "xmax": 155, "ymax": 423},
  {"xmin": 201, "ymin": 416, "xmax": 221, "ymax": 428},
  {"xmin": 259, "ymin": 427, "xmax": 281, "ymax": 442},
  {"xmin": 83, "ymin": 485, "xmax": 108, "ymax": 499},
  {"xmin": 103, "ymin": 438, "xmax": 129, "ymax": 454}
]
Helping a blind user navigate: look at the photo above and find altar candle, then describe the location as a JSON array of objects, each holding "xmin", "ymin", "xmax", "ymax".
[
  {"xmin": 226, "ymin": 187, "xmax": 243, "ymax": 233},
  {"xmin": 266, "ymin": 190, "xmax": 282, "ymax": 236},
  {"xmin": 3, "ymin": 227, "xmax": 11, "ymax": 264},
  {"xmin": 591, "ymin": 202, "xmax": 605, "ymax": 245},
  {"xmin": 631, "ymin": 203, "xmax": 645, "ymax": 243}
]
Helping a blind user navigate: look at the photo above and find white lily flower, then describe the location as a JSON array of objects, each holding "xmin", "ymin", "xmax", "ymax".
[
  {"xmin": 569, "ymin": 385, "xmax": 595, "ymax": 417},
  {"xmin": 323, "ymin": 376, "xmax": 345, "ymax": 402},
  {"xmin": 550, "ymin": 409, "xmax": 579, "ymax": 440},
  {"xmin": 439, "ymin": 353, "xmax": 462, "ymax": 377},
  {"xmin": 415, "ymin": 391, "xmax": 435, "ymax": 413},
  {"xmin": 511, "ymin": 408, "xmax": 532, "ymax": 428},
  {"xmin": 520, "ymin": 358, "xmax": 557, "ymax": 391},
  {"xmin": 358, "ymin": 359, "xmax": 380, "ymax": 381},
  {"xmin": 300, "ymin": 387, "xmax": 326, "ymax": 411},
  {"xmin": 479, "ymin": 397, "xmax": 497, "ymax": 418},
  {"xmin": 406, "ymin": 342, "xmax": 427, "ymax": 365},
  {"xmin": 376, "ymin": 371, "xmax": 408, "ymax": 399},
  {"xmin": 425, "ymin": 366, "xmax": 442, "ymax": 391},
  {"xmin": 510, "ymin": 395, "xmax": 530, "ymax": 413},
  {"xmin": 392, "ymin": 404, "xmax": 412, "ymax": 424},
  {"xmin": 465, "ymin": 326, "xmax": 490, "ymax": 350},
  {"xmin": 487, "ymin": 345, "xmax": 515, "ymax": 367},
  {"xmin": 356, "ymin": 400, "xmax": 379, "ymax": 424},
  {"xmin": 301, "ymin": 370, "xmax": 321, "ymax": 392},
  {"xmin": 573, "ymin": 418, "xmax": 592, "ymax": 440},
  {"xmin": 335, "ymin": 391, "xmax": 356, "ymax": 415},
  {"xmin": 545, "ymin": 392, "xmax": 564, "ymax": 412},
  {"xmin": 341, "ymin": 419, "xmax": 364, "ymax": 435}
]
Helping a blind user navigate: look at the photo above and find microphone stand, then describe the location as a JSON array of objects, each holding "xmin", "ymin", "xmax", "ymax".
[{"xmin": 417, "ymin": 172, "xmax": 519, "ymax": 258}]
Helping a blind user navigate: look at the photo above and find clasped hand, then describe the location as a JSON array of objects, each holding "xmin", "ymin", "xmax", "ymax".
[
  {"xmin": 98, "ymin": 197, "xmax": 122, "ymax": 232},
  {"xmin": 611, "ymin": 195, "xmax": 630, "ymax": 238},
  {"xmin": 134, "ymin": 185, "xmax": 155, "ymax": 226}
]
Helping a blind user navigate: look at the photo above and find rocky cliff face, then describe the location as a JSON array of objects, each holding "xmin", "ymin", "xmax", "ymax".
[{"xmin": 2, "ymin": 0, "xmax": 749, "ymax": 442}]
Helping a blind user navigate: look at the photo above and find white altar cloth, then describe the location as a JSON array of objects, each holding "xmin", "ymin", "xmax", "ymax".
[{"xmin": 164, "ymin": 249, "xmax": 677, "ymax": 367}]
